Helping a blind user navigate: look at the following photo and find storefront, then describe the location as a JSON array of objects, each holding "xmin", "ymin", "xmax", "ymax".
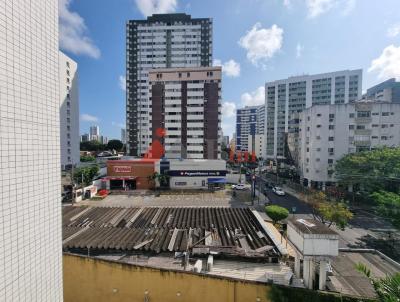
[
  {"xmin": 156, "ymin": 159, "xmax": 227, "ymax": 190},
  {"xmin": 104, "ymin": 159, "xmax": 156, "ymax": 190}
]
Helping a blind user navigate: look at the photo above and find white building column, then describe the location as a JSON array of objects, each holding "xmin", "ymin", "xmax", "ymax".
[
  {"xmin": 294, "ymin": 255, "xmax": 301, "ymax": 277},
  {"xmin": 319, "ymin": 260, "xmax": 327, "ymax": 290},
  {"xmin": 303, "ymin": 259, "xmax": 312, "ymax": 289}
]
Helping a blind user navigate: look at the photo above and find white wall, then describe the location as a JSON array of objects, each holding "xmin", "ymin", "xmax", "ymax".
[
  {"xmin": 0, "ymin": 1, "xmax": 63, "ymax": 300},
  {"xmin": 59, "ymin": 51, "xmax": 80, "ymax": 169}
]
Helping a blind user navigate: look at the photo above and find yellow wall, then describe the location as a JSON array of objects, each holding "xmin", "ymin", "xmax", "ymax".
[{"xmin": 63, "ymin": 254, "xmax": 271, "ymax": 302}]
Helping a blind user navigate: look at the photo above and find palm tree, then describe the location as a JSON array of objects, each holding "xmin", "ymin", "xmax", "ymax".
[{"xmin": 356, "ymin": 262, "xmax": 400, "ymax": 302}]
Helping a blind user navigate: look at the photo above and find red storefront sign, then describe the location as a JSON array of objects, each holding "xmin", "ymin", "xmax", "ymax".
[{"xmin": 113, "ymin": 166, "xmax": 132, "ymax": 173}]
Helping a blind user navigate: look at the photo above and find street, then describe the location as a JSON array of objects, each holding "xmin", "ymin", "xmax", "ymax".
[{"xmin": 254, "ymin": 176, "xmax": 400, "ymax": 260}]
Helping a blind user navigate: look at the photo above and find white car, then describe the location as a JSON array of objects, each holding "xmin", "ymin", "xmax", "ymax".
[
  {"xmin": 272, "ymin": 186, "xmax": 285, "ymax": 196},
  {"xmin": 231, "ymin": 183, "xmax": 247, "ymax": 190}
]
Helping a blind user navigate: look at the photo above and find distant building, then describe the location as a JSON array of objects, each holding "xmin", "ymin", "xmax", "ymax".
[
  {"xmin": 81, "ymin": 133, "xmax": 90, "ymax": 142},
  {"xmin": 59, "ymin": 51, "xmax": 80, "ymax": 169},
  {"xmin": 121, "ymin": 128, "xmax": 126, "ymax": 144},
  {"xmin": 126, "ymin": 13, "xmax": 213, "ymax": 156},
  {"xmin": 265, "ymin": 69, "xmax": 362, "ymax": 159},
  {"xmin": 222, "ymin": 136, "xmax": 230, "ymax": 146},
  {"xmin": 100, "ymin": 136, "xmax": 108, "ymax": 145},
  {"xmin": 90, "ymin": 125, "xmax": 100, "ymax": 141},
  {"xmin": 148, "ymin": 67, "xmax": 222, "ymax": 159},
  {"xmin": 364, "ymin": 78, "xmax": 400, "ymax": 103},
  {"xmin": 247, "ymin": 134, "xmax": 265, "ymax": 159},
  {"xmin": 230, "ymin": 133, "xmax": 236, "ymax": 151},
  {"xmin": 0, "ymin": 2, "xmax": 63, "ymax": 299},
  {"xmin": 299, "ymin": 102, "xmax": 400, "ymax": 189},
  {"xmin": 235, "ymin": 105, "xmax": 265, "ymax": 154}
]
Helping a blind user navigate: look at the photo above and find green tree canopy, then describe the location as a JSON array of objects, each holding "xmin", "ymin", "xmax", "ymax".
[
  {"xmin": 265, "ymin": 205, "xmax": 289, "ymax": 224},
  {"xmin": 335, "ymin": 147, "xmax": 400, "ymax": 193},
  {"xmin": 80, "ymin": 141, "xmax": 106, "ymax": 152},
  {"xmin": 107, "ymin": 139, "xmax": 123, "ymax": 151},
  {"xmin": 73, "ymin": 165, "xmax": 99, "ymax": 186},
  {"xmin": 302, "ymin": 191, "xmax": 353, "ymax": 230},
  {"xmin": 370, "ymin": 190, "xmax": 400, "ymax": 227}
]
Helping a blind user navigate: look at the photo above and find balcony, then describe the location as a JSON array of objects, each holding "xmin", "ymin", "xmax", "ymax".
[
  {"xmin": 355, "ymin": 117, "xmax": 372, "ymax": 124},
  {"xmin": 353, "ymin": 140, "xmax": 371, "ymax": 146},
  {"xmin": 354, "ymin": 129, "xmax": 372, "ymax": 135}
]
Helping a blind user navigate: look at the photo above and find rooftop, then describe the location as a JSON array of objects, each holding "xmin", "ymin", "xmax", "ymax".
[
  {"xmin": 62, "ymin": 206, "xmax": 282, "ymax": 259},
  {"xmin": 288, "ymin": 218, "xmax": 338, "ymax": 236}
]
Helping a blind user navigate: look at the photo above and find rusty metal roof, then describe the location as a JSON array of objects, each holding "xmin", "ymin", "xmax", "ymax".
[{"xmin": 62, "ymin": 206, "xmax": 281, "ymax": 259}]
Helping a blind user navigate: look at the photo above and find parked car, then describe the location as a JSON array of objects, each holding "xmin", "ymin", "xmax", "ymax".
[
  {"xmin": 231, "ymin": 183, "xmax": 247, "ymax": 190},
  {"xmin": 272, "ymin": 186, "xmax": 285, "ymax": 196}
]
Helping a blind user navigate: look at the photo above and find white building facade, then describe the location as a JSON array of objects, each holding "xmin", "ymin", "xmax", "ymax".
[
  {"xmin": 59, "ymin": 51, "xmax": 79, "ymax": 170},
  {"xmin": 235, "ymin": 105, "xmax": 265, "ymax": 153},
  {"xmin": 148, "ymin": 67, "xmax": 222, "ymax": 159},
  {"xmin": 265, "ymin": 69, "xmax": 362, "ymax": 159},
  {"xmin": 90, "ymin": 125, "xmax": 99, "ymax": 141},
  {"xmin": 0, "ymin": 1, "xmax": 63, "ymax": 300},
  {"xmin": 299, "ymin": 102, "xmax": 400, "ymax": 188},
  {"xmin": 126, "ymin": 14, "xmax": 213, "ymax": 156},
  {"xmin": 247, "ymin": 134, "xmax": 266, "ymax": 159}
]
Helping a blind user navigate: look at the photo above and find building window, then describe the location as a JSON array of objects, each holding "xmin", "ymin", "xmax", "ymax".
[
  {"xmin": 328, "ymin": 136, "xmax": 334, "ymax": 141},
  {"xmin": 382, "ymin": 112, "xmax": 389, "ymax": 116},
  {"xmin": 329, "ymin": 125, "xmax": 335, "ymax": 130},
  {"xmin": 316, "ymin": 125, "xmax": 321, "ymax": 128},
  {"xmin": 187, "ymin": 72, "xmax": 190, "ymax": 77},
  {"xmin": 328, "ymin": 148, "xmax": 334, "ymax": 154},
  {"xmin": 381, "ymin": 124, "xmax": 388, "ymax": 128},
  {"xmin": 66, "ymin": 61, "xmax": 70, "ymax": 68},
  {"xmin": 349, "ymin": 125, "xmax": 354, "ymax": 130},
  {"xmin": 329, "ymin": 114, "xmax": 335, "ymax": 119},
  {"xmin": 328, "ymin": 159, "xmax": 334, "ymax": 164},
  {"xmin": 381, "ymin": 136, "xmax": 388, "ymax": 140},
  {"xmin": 178, "ymin": 73, "xmax": 182, "ymax": 78},
  {"xmin": 317, "ymin": 113, "xmax": 321, "ymax": 117},
  {"xmin": 356, "ymin": 125, "xmax": 365, "ymax": 130},
  {"xmin": 357, "ymin": 111, "xmax": 371, "ymax": 118},
  {"xmin": 349, "ymin": 113, "xmax": 355, "ymax": 118}
]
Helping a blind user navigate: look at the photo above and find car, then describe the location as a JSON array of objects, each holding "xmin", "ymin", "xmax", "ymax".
[
  {"xmin": 231, "ymin": 183, "xmax": 247, "ymax": 190},
  {"xmin": 272, "ymin": 186, "xmax": 285, "ymax": 196}
]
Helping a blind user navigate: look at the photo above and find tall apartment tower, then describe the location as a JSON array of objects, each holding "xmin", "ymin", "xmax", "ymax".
[
  {"xmin": 0, "ymin": 1, "xmax": 63, "ymax": 301},
  {"xmin": 149, "ymin": 67, "xmax": 221, "ymax": 159},
  {"xmin": 90, "ymin": 125, "xmax": 100, "ymax": 141},
  {"xmin": 126, "ymin": 13, "xmax": 213, "ymax": 156},
  {"xmin": 235, "ymin": 105, "xmax": 265, "ymax": 152},
  {"xmin": 265, "ymin": 69, "xmax": 362, "ymax": 159},
  {"xmin": 364, "ymin": 78, "xmax": 400, "ymax": 103},
  {"xmin": 59, "ymin": 51, "xmax": 80, "ymax": 170}
]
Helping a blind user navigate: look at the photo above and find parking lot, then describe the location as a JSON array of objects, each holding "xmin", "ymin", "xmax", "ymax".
[{"xmin": 77, "ymin": 189, "xmax": 250, "ymax": 208}]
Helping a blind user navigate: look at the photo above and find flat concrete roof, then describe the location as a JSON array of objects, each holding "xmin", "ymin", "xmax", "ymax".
[{"xmin": 288, "ymin": 218, "xmax": 338, "ymax": 235}]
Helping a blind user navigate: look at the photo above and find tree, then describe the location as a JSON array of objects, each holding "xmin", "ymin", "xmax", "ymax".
[
  {"xmin": 80, "ymin": 155, "xmax": 95, "ymax": 162},
  {"xmin": 265, "ymin": 205, "xmax": 289, "ymax": 224},
  {"xmin": 80, "ymin": 141, "xmax": 106, "ymax": 152},
  {"xmin": 73, "ymin": 165, "xmax": 99, "ymax": 186},
  {"xmin": 107, "ymin": 139, "xmax": 123, "ymax": 152},
  {"xmin": 302, "ymin": 191, "xmax": 353, "ymax": 230},
  {"xmin": 148, "ymin": 172, "xmax": 170, "ymax": 188},
  {"xmin": 356, "ymin": 262, "xmax": 400, "ymax": 302},
  {"xmin": 370, "ymin": 191, "xmax": 400, "ymax": 227},
  {"xmin": 335, "ymin": 147, "xmax": 400, "ymax": 193}
]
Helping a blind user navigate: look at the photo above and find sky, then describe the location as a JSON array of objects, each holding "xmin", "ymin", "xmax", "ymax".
[{"xmin": 59, "ymin": 0, "xmax": 400, "ymax": 140}]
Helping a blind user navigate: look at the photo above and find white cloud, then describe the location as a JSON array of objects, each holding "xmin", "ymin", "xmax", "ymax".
[
  {"xmin": 306, "ymin": 0, "xmax": 356, "ymax": 18},
  {"xmin": 59, "ymin": 0, "xmax": 101, "ymax": 59},
  {"xmin": 296, "ymin": 43, "xmax": 304, "ymax": 58},
  {"xmin": 283, "ymin": 0, "xmax": 292, "ymax": 9},
  {"xmin": 306, "ymin": 0, "xmax": 336, "ymax": 18},
  {"xmin": 81, "ymin": 114, "xmax": 99, "ymax": 122},
  {"xmin": 241, "ymin": 86, "xmax": 265, "ymax": 107},
  {"xmin": 368, "ymin": 45, "xmax": 400, "ymax": 80},
  {"xmin": 112, "ymin": 121, "xmax": 125, "ymax": 128},
  {"xmin": 387, "ymin": 24, "xmax": 400, "ymax": 38},
  {"xmin": 238, "ymin": 23, "xmax": 283, "ymax": 67},
  {"xmin": 213, "ymin": 59, "xmax": 241, "ymax": 77},
  {"xmin": 119, "ymin": 75, "xmax": 126, "ymax": 91},
  {"xmin": 135, "ymin": 0, "xmax": 177, "ymax": 17},
  {"xmin": 222, "ymin": 102, "xmax": 237, "ymax": 118}
]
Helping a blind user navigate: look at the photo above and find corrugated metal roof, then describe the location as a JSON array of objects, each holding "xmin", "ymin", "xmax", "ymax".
[{"xmin": 62, "ymin": 206, "xmax": 281, "ymax": 259}]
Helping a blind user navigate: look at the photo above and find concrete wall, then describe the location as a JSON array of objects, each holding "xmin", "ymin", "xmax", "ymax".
[{"xmin": 63, "ymin": 254, "xmax": 270, "ymax": 302}]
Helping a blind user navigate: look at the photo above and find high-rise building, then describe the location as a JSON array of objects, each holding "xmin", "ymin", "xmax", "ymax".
[
  {"xmin": 265, "ymin": 69, "xmax": 362, "ymax": 159},
  {"xmin": 235, "ymin": 105, "xmax": 265, "ymax": 153},
  {"xmin": 126, "ymin": 13, "xmax": 213, "ymax": 156},
  {"xmin": 298, "ymin": 102, "xmax": 400, "ymax": 189},
  {"xmin": 90, "ymin": 125, "xmax": 100, "ymax": 141},
  {"xmin": 222, "ymin": 135, "xmax": 230, "ymax": 146},
  {"xmin": 121, "ymin": 128, "xmax": 127, "ymax": 144},
  {"xmin": 364, "ymin": 78, "xmax": 400, "ymax": 103},
  {"xmin": 59, "ymin": 51, "xmax": 80, "ymax": 169},
  {"xmin": 81, "ymin": 134, "xmax": 90, "ymax": 142},
  {"xmin": 0, "ymin": 1, "xmax": 63, "ymax": 300},
  {"xmin": 148, "ymin": 67, "xmax": 221, "ymax": 159}
]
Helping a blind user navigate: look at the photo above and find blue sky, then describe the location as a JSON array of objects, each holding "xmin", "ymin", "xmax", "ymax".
[{"xmin": 59, "ymin": 0, "xmax": 400, "ymax": 140}]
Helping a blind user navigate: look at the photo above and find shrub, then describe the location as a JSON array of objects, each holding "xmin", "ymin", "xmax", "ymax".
[{"xmin": 265, "ymin": 205, "xmax": 289, "ymax": 224}]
